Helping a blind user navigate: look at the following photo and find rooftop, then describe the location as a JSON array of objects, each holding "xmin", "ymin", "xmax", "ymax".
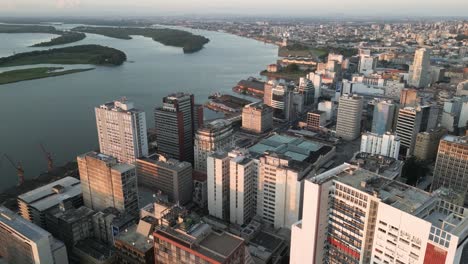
[
  {"xmin": 442, "ymin": 135, "xmax": 468, "ymax": 145},
  {"xmin": 352, "ymin": 152, "xmax": 403, "ymax": 180},
  {"xmin": 47, "ymin": 206, "xmax": 95, "ymax": 224},
  {"xmin": 0, "ymin": 206, "xmax": 51, "ymax": 242},
  {"xmin": 17, "ymin": 177, "xmax": 82, "ymax": 212},
  {"xmin": 74, "ymin": 238, "xmax": 115, "ymax": 261},
  {"xmin": 80, "ymin": 152, "xmax": 135, "ymax": 173},
  {"xmin": 115, "ymin": 217, "xmax": 157, "ymax": 253},
  {"xmin": 138, "ymin": 154, "xmax": 192, "ymax": 171}
]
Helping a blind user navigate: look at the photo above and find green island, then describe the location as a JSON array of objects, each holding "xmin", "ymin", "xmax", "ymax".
[
  {"xmin": 71, "ymin": 26, "xmax": 210, "ymax": 53},
  {"xmin": 0, "ymin": 45, "xmax": 127, "ymax": 67},
  {"xmin": 31, "ymin": 32, "xmax": 86, "ymax": 47},
  {"xmin": 0, "ymin": 67, "xmax": 94, "ymax": 85},
  {"xmin": 0, "ymin": 24, "xmax": 87, "ymax": 47}
]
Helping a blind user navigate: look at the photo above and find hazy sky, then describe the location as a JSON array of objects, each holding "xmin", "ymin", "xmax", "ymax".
[{"xmin": 0, "ymin": 0, "xmax": 467, "ymax": 17}]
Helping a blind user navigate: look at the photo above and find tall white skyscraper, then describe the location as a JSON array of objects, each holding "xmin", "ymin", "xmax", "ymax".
[
  {"xmin": 95, "ymin": 98, "xmax": 148, "ymax": 163},
  {"xmin": 360, "ymin": 132, "xmax": 400, "ymax": 159},
  {"xmin": 358, "ymin": 55, "xmax": 377, "ymax": 75},
  {"xmin": 336, "ymin": 94, "xmax": 364, "ymax": 141},
  {"xmin": 409, "ymin": 48, "xmax": 431, "ymax": 88},
  {"xmin": 207, "ymin": 151, "xmax": 231, "ymax": 221}
]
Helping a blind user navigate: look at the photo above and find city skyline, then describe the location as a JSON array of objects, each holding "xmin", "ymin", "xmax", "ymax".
[{"xmin": 1, "ymin": 0, "xmax": 468, "ymax": 17}]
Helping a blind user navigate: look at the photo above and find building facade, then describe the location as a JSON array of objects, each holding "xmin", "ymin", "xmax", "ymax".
[
  {"xmin": 78, "ymin": 152, "xmax": 139, "ymax": 216},
  {"xmin": 414, "ymin": 128, "xmax": 447, "ymax": 161},
  {"xmin": 360, "ymin": 132, "xmax": 400, "ymax": 159},
  {"xmin": 137, "ymin": 154, "xmax": 193, "ymax": 205},
  {"xmin": 409, "ymin": 48, "xmax": 431, "ymax": 88},
  {"xmin": 95, "ymin": 98, "xmax": 148, "ymax": 163},
  {"xmin": 432, "ymin": 136, "xmax": 468, "ymax": 205},
  {"xmin": 207, "ymin": 151, "xmax": 231, "ymax": 221},
  {"xmin": 336, "ymin": 94, "xmax": 364, "ymax": 141},
  {"xmin": 372, "ymin": 100, "xmax": 397, "ymax": 135},
  {"xmin": 241, "ymin": 102, "xmax": 273, "ymax": 134},
  {"xmin": 307, "ymin": 110, "xmax": 327, "ymax": 131},
  {"xmin": 194, "ymin": 119, "xmax": 234, "ymax": 172}
]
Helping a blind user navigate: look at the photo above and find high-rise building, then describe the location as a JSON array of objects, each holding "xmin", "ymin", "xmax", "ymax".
[
  {"xmin": 372, "ymin": 100, "xmax": 397, "ymax": 135},
  {"xmin": 307, "ymin": 72, "xmax": 322, "ymax": 100},
  {"xmin": 207, "ymin": 151, "xmax": 231, "ymax": 221},
  {"xmin": 409, "ymin": 48, "xmax": 431, "ymax": 88},
  {"xmin": 358, "ymin": 55, "xmax": 377, "ymax": 75},
  {"xmin": 257, "ymin": 152, "xmax": 312, "ymax": 229},
  {"xmin": 17, "ymin": 177, "xmax": 83, "ymax": 228},
  {"xmin": 400, "ymin": 88, "xmax": 419, "ymax": 107},
  {"xmin": 154, "ymin": 93, "xmax": 200, "ymax": 163},
  {"xmin": 336, "ymin": 94, "xmax": 364, "ymax": 141},
  {"xmin": 241, "ymin": 102, "xmax": 273, "ymax": 134},
  {"xmin": 0, "ymin": 206, "xmax": 69, "ymax": 264},
  {"xmin": 229, "ymin": 149, "xmax": 257, "ymax": 226},
  {"xmin": 95, "ymin": 98, "xmax": 148, "ymax": 163},
  {"xmin": 395, "ymin": 105, "xmax": 438, "ymax": 156},
  {"xmin": 298, "ymin": 77, "xmax": 315, "ymax": 105},
  {"xmin": 136, "ymin": 154, "xmax": 193, "ymax": 205},
  {"xmin": 432, "ymin": 136, "xmax": 468, "ymax": 205},
  {"xmin": 78, "ymin": 152, "xmax": 139, "ymax": 216},
  {"xmin": 194, "ymin": 119, "xmax": 234, "ymax": 172},
  {"xmin": 290, "ymin": 163, "xmax": 468, "ymax": 264},
  {"xmin": 360, "ymin": 132, "xmax": 400, "ymax": 159},
  {"xmin": 414, "ymin": 128, "xmax": 447, "ymax": 161}
]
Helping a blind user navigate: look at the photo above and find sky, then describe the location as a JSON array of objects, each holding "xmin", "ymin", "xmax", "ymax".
[{"xmin": 0, "ymin": 0, "xmax": 467, "ymax": 17}]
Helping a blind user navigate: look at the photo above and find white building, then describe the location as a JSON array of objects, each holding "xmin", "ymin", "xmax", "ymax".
[
  {"xmin": 336, "ymin": 94, "xmax": 364, "ymax": 141},
  {"xmin": 95, "ymin": 98, "xmax": 148, "ymax": 163},
  {"xmin": 229, "ymin": 149, "xmax": 257, "ymax": 225},
  {"xmin": 358, "ymin": 55, "xmax": 377, "ymax": 75},
  {"xmin": 207, "ymin": 151, "xmax": 231, "ymax": 221},
  {"xmin": 318, "ymin": 100, "xmax": 335, "ymax": 121},
  {"xmin": 409, "ymin": 48, "xmax": 431, "ymax": 88},
  {"xmin": 360, "ymin": 132, "xmax": 400, "ymax": 159},
  {"xmin": 194, "ymin": 119, "xmax": 234, "ymax": 172},
  {"xmin": 290, "ymin": 163, "xmax": 468, "ymax": 264},
  {"xmin": 307, "ymin": 72, "xmax": 322, "ymax": 100},
  {"xmin": 0, "ymin": 206, "xmax": 69, "ymax": 264}
]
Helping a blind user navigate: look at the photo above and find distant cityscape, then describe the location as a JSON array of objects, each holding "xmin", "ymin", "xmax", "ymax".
[{"xmin": 0, "ymin": 16, "xmax": 467, "ymax": 264}]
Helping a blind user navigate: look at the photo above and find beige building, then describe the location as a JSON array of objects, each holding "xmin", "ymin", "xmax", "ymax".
[
  {"xmin": 242, "ymin": 102, "xmax": 273, "ymax": 133},
  {"xmin": 78, "ymin": 152, "xmax": 139, "ymax": 216},
  {"xmin": 336, "ymin": 94, "xmax": 364, "ymax": 141},
  {"xmin": 136, "ymin": 154, "xmax": 192, "ymax": 205},
  {"xmin": 307, "ymin": 110, "xmax": 327, "ymax": 131},
  {"xmin": 432, "ymin": 136, "xmax": 468, "ymax": 205},
  {"xmin": 414, "ymin": 128, "xmax": 447, "ymax": 161}
]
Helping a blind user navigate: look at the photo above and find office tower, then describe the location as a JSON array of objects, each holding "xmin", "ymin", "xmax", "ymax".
[
  {"xmin": 263, "ymin": 80, "xmax": 274, "ymax": 106},
  {"xmin": 336, "ymin": 94, "xmax": 364, "ymax": 141},
  {"xmin": 78, "ymin": 152, "xmax": 139, "ymax": 216},
  {"xmin": 154, "ymin": 93, "xmax": 200, "ymax": 163},
  {"xmin": 136, "ymin": 154, "xmax": 193, "ymax": 205},
  {"xmin": 290, "ymin": 163, "xmax": 468, "ymax": 264},
  {"xmin": 207, "ymin": 151, "xmax": 231, "ymax": 220},
  {"xmin": 432, "ymin": 136, "xmax": 468, "ymax": 205},
  {"xmin": 307, "ymin": 72, "xmax": 322, "ymax": 100},
  {"xmin": 307, "ymin": 110, "xmax": 327, "ymax": 131},
  {"xmin": 0, "ymin": 206, "xmax": 69, "ymax": 264},
  {"xmin": 95, "ymin": 98, "xmax": 148, "ymax": 163},
  {"xmin": 318, "ymin": 100, "xmax": 334, "ymax": 121},
  {"xmin": 298, "ymin": 77, "xmax": 315, "ymax": 105},
  {"xmin": 153, "ymin": 210, "xmax": 245, "ymax": 264},
  {"xmin": 242, "ymin": 102, "xmax": 273, "ymax": 134},
  {"xmin": 400, "ymin": 88, "xmax": 419, "ymax": 107},
  {"xmin": 114, "ymin": 216, "xmax": 156, "ymax": 264},
  {"xmin": 414, "ymin": 128, "xmax": 447, "ymax": 161},
  {"xmin": 440, "ymin": 97, "xmax": 468, "ymax": 133},
  {"xmin": 360, "ymin": 132, "xmax": 401, "ymax": 159},
  {"xmin": 194, "ymin": 119, "xmax": 234, "ymax": 172},
  {"xmin": 365, "ymin": 100, "xmax": 376, "ymax": 132},
  {"xmin": 257, "ymin": 152, "xmax": 312, "ymax": 229},
  {"xmin": 229, "ymin": 149, "xmax": 257, "ymax": 225},
  {"xmin": 396, "ymin": 105, "xmax": 438, "ymax": 156},
  {"xmin": 193, "ymin": 104, "xmax": 204, "ymax": 132},
  {"xmin": 17, "ymin": 177, "xmax": 83, "ymax": 228},
  {"xmin": 358, "ymin": 55, "xmax": 377, "ymax": 75},
  {"xmin": 192, "ymin": 171, "xmax": 208, "ymax": 208},
  {"xmin": 372, "ymin": 100, "xmax": 397, "ymax": 134},
  {"xmin": 409, "ymin": 48, "xmax": 431, "ymax": 88},
  {"xmin": 44, "ymin": 206, "xmax": 95, "ymax": 250}
]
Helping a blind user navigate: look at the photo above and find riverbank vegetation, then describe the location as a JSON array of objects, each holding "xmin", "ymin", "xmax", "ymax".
[
  {"xmin": 0, "ymin": 45, "xmax": 127, "ymax": 67},
  {"xmin": 0, "ymin": 24, "xmax": 87, "ymax": 47},
  {"xmin": 31, "ymin": 32, "xmax": 86, "ymax": 47},
  {"xmin": 72, "ymin": 26, "xmax": 210, "ymax": 53},
  {"xmin": 279, "ymin": 43, "xmax": 357, "ymax": 60},
  {"xmin": 0, "ymin": 67, "xmax": 94, "ymax": 85}
]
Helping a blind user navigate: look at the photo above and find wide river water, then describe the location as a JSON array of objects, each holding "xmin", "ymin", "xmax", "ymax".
[{"xmin": 0, "ymin": 25, "xmax": 277, "ymax": 190}]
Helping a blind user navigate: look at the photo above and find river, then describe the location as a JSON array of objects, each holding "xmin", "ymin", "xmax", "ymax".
[{"xmin": 0, "ymin": 25, "xmax": 277, "ymax": 190}]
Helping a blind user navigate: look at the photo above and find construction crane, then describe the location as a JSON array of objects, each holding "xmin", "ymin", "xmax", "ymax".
[
  {"xmin": 40, "ymin": 144, "xmax": 54, "ymax": 172},
  {"xmin": 3, "ymin": 154, "xmax": 25, "ymax": 186}
]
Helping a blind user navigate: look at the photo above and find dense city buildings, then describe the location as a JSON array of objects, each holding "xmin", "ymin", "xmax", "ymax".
[
  {"xmin": 432, "ymin": 136, "xmax": 468, "ymax": 205},
  {"xmin": 241, "ymin": 102, "xmax": 273, "ymax": 134},
  {"xmin": 17, "ymin": 177, "xmax": 83, "ymax": 228},
  {"xmin": 290, "ymin": 163, "xmax": 468, "ymax": 264},
  {"xmin": 95, "ymin": 99, "xmax": 148, "ymax": 163},
  {"xmin": 194, "ymin": 119, "xmax": 234, "ymax": 172},
  {"xmin": 154, "ymin": 93, "xmax": 200, "ymax": 163},
  {"xmin": 78, "ymin": 152, "xmax": 139, "ymax": 216},
  {"xmin": 0, "ymin": 206, "xmax": 69, "ymax": 264},
  {"xmin": 336, "ymin": 94, "xmax": 364, "ymax": 141},
  {"xmin": 360, "ymin": 132, "xmax": 401, "ymax": 159},
  {"xmin": 136, "ymin": 154, "xmax": 193, "ymax": 205}
]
